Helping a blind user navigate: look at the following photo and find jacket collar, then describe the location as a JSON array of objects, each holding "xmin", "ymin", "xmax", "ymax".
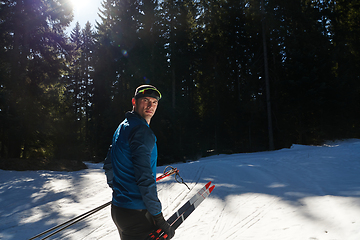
[{"xmin": 125, "ymin": 111, "xmax": 148, "ymax": 125}]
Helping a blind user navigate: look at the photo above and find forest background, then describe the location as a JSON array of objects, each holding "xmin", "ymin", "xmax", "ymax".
[{"xmin": 1, "ymin": 0, "xmax": 359, "ymax": 168}]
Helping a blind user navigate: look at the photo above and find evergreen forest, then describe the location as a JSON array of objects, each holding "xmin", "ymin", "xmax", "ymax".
[{"xmin": 1, "ymin": 0, "xmax": 359, "ymax": 166}]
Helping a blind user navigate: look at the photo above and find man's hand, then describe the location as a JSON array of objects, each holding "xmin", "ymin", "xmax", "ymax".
[{"xmin": 152, "ymin": 212, "xmax": 175, "ymax": 239}]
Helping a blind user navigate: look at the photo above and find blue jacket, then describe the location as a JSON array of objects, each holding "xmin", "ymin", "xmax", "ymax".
[{"xmin": 104, "ymin": 111, "xmax": 161, "ymax": 216}]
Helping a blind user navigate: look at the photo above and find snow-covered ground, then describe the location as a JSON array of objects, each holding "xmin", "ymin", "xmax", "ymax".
[{"xmin": 1, "ymin": 139, "xmax": 360, "ymax": 240}]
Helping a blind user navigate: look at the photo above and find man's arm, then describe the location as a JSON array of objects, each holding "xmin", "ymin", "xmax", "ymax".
[
  {"xmin": 129, "ymin": 124, "xmax": 175, "ymax": 239},
  {"xmin": 103, "ymin": 145, "xmax": 113, "ymax": 188},
  {"xmin": 129, "ymin": 124, "xmax": 162, "ymax": 216}
]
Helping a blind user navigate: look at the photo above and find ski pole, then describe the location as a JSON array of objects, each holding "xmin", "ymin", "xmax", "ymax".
[
  {"xmin": 28, "ymin": 166, "xmax": 182, "ymax": 239},
  {"xmin": 156, "ymin": 165, "xmax": 179, "ymax": 181},
  {"xmin": 160, "ymin": 166, "xmax": 190, "ymax": 190},
  {"xmin": 28, "ymin": 201, "xmax": 111, "ymax": 240}
]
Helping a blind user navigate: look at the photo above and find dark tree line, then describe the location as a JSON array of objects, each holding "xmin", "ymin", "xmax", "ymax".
[{"xmin": 1, "ymin": 0, "xmax": 359, "ymax": 164}]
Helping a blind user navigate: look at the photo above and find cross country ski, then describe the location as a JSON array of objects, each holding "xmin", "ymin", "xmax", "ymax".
[{"xmin": 145, "ymin": 181, "xmax": 215, "ymax": 240}]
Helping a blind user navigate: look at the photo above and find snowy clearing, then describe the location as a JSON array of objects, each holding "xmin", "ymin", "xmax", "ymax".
[{"xmin": 1, "ymin": 139, "xmax": 360, "ymax": 240}]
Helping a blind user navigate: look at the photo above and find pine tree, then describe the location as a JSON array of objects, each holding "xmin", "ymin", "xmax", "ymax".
[{"xmin": 0, "ymin": 0, "xmax": 73, "ymax": 158}]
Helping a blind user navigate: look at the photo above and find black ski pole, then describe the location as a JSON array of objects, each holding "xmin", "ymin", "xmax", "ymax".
[
  {"xmin": 39, "ymin": 201, "xmax": 111, "ymax": 240},
  {"xmin": 28, "ymin": 201, "xmax": 111, "ymax": 240}
]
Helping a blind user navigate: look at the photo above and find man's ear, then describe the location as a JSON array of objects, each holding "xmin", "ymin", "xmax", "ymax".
[{"xmin": 131, "ymin": 98, "xmax": 136, "ymax": 107}]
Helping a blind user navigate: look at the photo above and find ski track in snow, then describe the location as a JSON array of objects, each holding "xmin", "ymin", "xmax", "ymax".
[{"xmin": 1, "ymin": 139, "xmax": 360, "ymax": 240}]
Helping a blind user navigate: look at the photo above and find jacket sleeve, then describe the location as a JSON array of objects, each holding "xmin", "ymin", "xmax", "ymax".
[
  {"xmin": 128, "ymin": 124, "xmax": 162, "ymax": 216},
  {"xmin": 103, "ymin": 145, "xmax": 114, "ymax": 188}
]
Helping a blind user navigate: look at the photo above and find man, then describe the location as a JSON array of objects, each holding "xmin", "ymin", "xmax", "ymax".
[{"xmin": 103, "ymin": 85, "xmax": 175, "ymax": 240}]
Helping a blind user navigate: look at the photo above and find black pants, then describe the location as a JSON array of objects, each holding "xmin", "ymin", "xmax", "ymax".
[{"xmin": 111, "ymin": 204, "xmax": 156, "ymax": 240}]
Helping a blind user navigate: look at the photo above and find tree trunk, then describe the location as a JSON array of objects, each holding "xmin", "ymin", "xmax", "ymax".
[{"xmin": 261, "ymin": 0, "xmax": 274, "ymax": 150}]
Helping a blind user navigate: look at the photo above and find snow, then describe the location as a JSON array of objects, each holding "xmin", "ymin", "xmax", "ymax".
[{"xmin": 1, "ymin": 139, "xmax": 360, "ymax": 240}]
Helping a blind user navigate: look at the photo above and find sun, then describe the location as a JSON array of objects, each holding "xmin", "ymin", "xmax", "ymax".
[{"xmin": 71, "ymin": 0, "xmax": 88, "ymax": 11}]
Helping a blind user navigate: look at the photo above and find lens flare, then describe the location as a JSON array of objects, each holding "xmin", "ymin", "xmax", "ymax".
[{"xmin": 121, "ymin": 50, "xmax": 128, "ymax": 57}]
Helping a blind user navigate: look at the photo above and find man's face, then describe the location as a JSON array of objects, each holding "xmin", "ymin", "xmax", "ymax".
[{"xmin": 133, "ymin": 97, "xmax": 158, "ymax": 123}]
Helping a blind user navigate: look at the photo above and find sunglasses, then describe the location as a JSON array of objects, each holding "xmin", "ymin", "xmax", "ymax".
[{"xmin": 137, "ymin": 87, "xmax": 162, "ymax": 100}]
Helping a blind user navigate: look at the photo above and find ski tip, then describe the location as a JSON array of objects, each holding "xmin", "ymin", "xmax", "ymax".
[
  {"xmin": 205, "ymin": 181, "xmax": 212, "ymax": 189},
  {"xmin": 209, "ymin": 185, "xmax": 215, "ymax": 193}
]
